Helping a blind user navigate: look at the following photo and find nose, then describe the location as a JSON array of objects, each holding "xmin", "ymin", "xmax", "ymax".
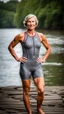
[{"xmin": 30, "ymin": 22, "xmax": 33, "ymax": 25}]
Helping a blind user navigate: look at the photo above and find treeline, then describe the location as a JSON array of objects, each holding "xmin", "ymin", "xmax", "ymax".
[
  {"xmin": 15, "ymin": 0, "xmax": 64, "ymax": 30},
  {"xmin": 0, "ymin": 0, "xmax": 18, "ymax": 28},
  {"xmin": 0, "ymin": 0, "xmax": 64, "ymax": 30}
]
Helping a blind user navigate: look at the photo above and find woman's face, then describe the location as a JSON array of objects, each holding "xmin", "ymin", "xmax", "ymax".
[{"xmin": 26, "ymin": 17, "xmax": 36, "ymax": 30}]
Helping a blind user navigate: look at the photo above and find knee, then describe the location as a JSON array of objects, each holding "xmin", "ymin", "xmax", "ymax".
[
  {"xmin": 23, "ymin": 87, "xmax": 30, "ymax": 95},
  {"xmin": 38, "ymin": 91, "xmax": 44, "ymax": 96},
  {"xmin": 38, "ymin": 87, "xmax": 44, "ymax": 96}
]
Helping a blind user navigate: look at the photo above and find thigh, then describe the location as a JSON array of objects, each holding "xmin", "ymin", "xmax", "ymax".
[
  {"xmin": 33, "ymin": 77, "xmax": 45, "ymax": 92},
  {"xmin": 32, "ymin": 65, "xmax": 43, "ymax": 79},
  {"xmin": 20, "ymin": 63, "xmax": 31, "ymax": 80},
  {"xmin": 22, "ymin": 80, "xmax": 31, "ymax": 92}
]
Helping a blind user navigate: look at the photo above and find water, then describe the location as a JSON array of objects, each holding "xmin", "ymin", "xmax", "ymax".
[{"xmin": 0, "ymin": 29, "xmax": 64, "ymax": 87}]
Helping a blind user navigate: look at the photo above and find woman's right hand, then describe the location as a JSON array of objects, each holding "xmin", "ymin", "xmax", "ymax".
[{"xmin": 17, "ymin": 56, "xmax": 27, "ymax": 63}]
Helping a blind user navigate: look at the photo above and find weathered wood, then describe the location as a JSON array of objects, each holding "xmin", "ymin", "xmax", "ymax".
[{"xmin": 0, "ymin": 86, "xmax": 64, "ymax": 114}]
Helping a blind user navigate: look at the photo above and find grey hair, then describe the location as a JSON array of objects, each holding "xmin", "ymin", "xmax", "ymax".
[{"xmin": 23, "ymin": 14, "xmax": 39, "ymax": 27}]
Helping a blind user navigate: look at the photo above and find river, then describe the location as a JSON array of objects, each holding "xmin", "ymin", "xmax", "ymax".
[{"xmin": 0, "ymin": 29, "xmax": 64, "ymax": 87}]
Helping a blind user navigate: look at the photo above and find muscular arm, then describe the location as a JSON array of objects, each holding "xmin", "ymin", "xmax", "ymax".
[
  {"xmin": 8, "ymin": 34, "xmax": 22, "ymax": 61},
  {"xmin": 38, "ymin": 33, "xmax": 51, "ymax": 62}
]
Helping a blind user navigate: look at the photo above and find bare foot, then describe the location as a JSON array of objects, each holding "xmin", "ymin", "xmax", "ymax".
[
  {"xmin": 28, "ymin": 113, "xmax": 32, "ymax": 114},
  {"xmin": 37, "ymin": 108, "xmax": 45, "ymax": 114},
  {"xmin": 28, "ymin": 111, "xmax": 32, "ymax": 114}
]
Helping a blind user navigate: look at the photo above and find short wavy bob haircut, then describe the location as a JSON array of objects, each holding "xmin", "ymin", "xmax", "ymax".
[{"xmin": 23, "ymin": 14, "xmax": 39, "ymax": 27}]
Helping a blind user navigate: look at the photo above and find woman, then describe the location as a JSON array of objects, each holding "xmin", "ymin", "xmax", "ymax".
[{"xmin": 8, "ymin": 14, "xmax": 51, "ymax": 114}]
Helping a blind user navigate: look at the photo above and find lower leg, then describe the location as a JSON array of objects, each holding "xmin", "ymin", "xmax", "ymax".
[
  {"xmin": 22, "ymin": 80, "xmax": 32, "ymax": 114},
  {"xmin": 23, "ymin": 91, "xmax": 32, "ymax": 114},
  {"xmin": 34, "ymin": 77, "xmax": 45, "ymax": 114},
  {"xmin": 37, "ymin": 91, "xmax": 45, "ymax": 114}
]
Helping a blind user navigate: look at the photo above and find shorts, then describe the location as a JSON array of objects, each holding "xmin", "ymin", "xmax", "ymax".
[{"xmin": 19, "ymin": 60, "xmax": 43, "ymax": 80}]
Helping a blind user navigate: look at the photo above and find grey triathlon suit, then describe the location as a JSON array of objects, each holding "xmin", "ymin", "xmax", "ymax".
[{"xmin": 20, "ymin": 32, "xmax": 43, "ymax": 80}]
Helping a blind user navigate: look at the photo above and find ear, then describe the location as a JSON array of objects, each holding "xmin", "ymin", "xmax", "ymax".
[{"xmin": 25, "ymin": 23, "xmax": 27, "ymax": 27}]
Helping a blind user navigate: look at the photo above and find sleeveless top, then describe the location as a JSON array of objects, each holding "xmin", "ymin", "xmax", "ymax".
[
  {"xmin": 20, "ymin": 32, "xmax": 41, "ymax": 70},
  {"xmin": 21, "ymin": 32, "xmax": 41, "ymax": 60}
]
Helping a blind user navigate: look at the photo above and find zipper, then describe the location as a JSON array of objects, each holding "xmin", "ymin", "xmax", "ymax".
[{"xmin": 33, "ymin": 37, "xmax": 35, "ymax": 56}]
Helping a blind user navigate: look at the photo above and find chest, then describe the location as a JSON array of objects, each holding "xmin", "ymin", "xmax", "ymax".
[{"xmin": 22, "ymin": 36, "xmax": 41, "ymax": 49}]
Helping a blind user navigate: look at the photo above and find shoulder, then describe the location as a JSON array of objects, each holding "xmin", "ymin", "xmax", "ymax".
[
  {"xmin": 14, "ymin": 32, "xmax": 25, "ymax": 42},
  {"xmin": 37, "ymin": 32, "xmax": 46, "ymax": 42}
]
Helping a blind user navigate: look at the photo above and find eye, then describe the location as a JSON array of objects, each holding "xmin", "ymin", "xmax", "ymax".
[{"xmin": 32, "ymin": 20, "xmax": 34, "ymax": 22}]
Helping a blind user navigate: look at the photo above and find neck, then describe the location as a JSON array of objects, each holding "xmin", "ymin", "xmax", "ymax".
[{"xmin": 26, "ymin": 29, "xmax": 36, "ymax": 36}]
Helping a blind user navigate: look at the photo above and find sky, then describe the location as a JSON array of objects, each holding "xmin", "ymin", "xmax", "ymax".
[{"xmin": 0, "ymin": 0, "xmax": 21, "ymax": 3}]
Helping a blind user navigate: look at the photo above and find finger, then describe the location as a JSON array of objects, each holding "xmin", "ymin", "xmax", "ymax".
[
  {"xmin": 23, "ymin": 57, "xmax": 27, "ymax": 60},
  {"xmin": 37, "ymin": 57, "xmax": 40, "ymax": 60},
  {"xmin": 23, "ymin": 58, "xmax": 27, "ymax": 62},
  {"xmin": 37, "ymin": 58, "xmax": 40, "ymax": 62},
  {"xmin": 20, "ymin": 56, "xmax": 27, "ymax": 60},
  {"xmin": 23, "ymin": 59, "xmax": 27, "ymax": 62},
  {"xmin": 20, "ymin": 58, "xmax": 27, "ymax": 63},
  {"xmin": 37, "ymin": 57, "xmax": 41, "ymax": 61},
  {"xmin": 37, "ymin": 59, "xmax": 41, "ymax": 63}
]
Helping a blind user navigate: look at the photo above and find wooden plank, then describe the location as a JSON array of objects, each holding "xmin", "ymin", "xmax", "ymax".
[{"xmin": 0, "ymin": 86, "xmax": 64, "ymax": 114}]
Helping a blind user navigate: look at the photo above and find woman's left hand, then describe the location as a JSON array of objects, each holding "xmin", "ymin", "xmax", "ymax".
[{"xmin": 37, "ymin": 57, "xmax": 46, "ymax": 63}]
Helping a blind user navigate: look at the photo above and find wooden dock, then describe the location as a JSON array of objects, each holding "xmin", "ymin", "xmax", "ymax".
[{"xmin": 0, "ymin": 86, "xmax": 64, "ymax": 114}]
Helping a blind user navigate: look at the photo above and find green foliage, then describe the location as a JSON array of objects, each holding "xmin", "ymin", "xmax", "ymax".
[
  {"xmin": 14, "ymin": 0, "xmax": 40, "ymax": 28},
  {"xmin": 0, "ymin": 1, "xmax": 18, "ymax": 28},
  {"xmin": 15, "ymin": 0, "xmax": 64, "ymax": 30},
  {"xmin": 0, "ymin": 9, "xmax": 15, "ymax": 28},
  {"xmin": 0, "ymin": 1, "xmax": 17, "ymax": 12},
  {"xmin": 0, "ymin": 0, "xmax": 64, "ymax": 29}
]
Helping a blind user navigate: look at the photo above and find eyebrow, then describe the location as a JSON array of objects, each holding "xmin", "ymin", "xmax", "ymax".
[{"xmin": 27, "ymin": 20, "xmax": 35, "ymax": 22}]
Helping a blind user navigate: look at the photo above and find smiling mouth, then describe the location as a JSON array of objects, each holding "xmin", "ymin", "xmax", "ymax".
[{"xmin": 30, "ymin": 25, "xmax": 34, "ymax": 27}]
